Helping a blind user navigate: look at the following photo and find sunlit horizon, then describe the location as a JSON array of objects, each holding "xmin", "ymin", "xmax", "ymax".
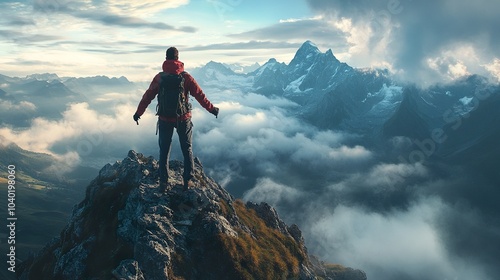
[{"xmin": 1, "ymin": 0, "xmax": 499, "ymax": 84}]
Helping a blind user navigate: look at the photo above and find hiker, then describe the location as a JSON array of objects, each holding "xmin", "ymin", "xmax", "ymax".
[{"xmin": 133, "ymin": 47, "xmax": 219, "ymax": 191}]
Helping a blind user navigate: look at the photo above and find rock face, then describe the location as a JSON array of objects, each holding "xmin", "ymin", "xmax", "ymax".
[{"xmin": 18, "ymin": 151, "xmax": 366, "ymax": 280}]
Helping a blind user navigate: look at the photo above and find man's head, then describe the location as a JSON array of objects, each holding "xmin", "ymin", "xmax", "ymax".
[{"xmin": 166, "ymin": 47, "xmax": 179, "ymax": 60}]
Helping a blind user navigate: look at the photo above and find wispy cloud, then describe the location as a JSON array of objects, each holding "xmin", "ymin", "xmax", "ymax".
[
  {"xmin": 75, "ymin": 40, "xmax": 165, "ymax": 54},
  {"xmin": 68, "ymin": 9, "xmax": 196, "ymax": 32},
  {"xmin": 28, "ymin": 0, "xmax": 196, "ymax": 31},
  {"xmin": 7, "ymin": 16, "xmax": 35, "ymax": 26},
  {"xmin": 100, "ymin": 0, "xmax": 190, "ymax": 16},
  {"xmin": 0, "ymin": 30, "xmax": 63, "ymax": 44},
  {"xmin": 229, "ymin": 16, "xmax": 350, "ymax": 50},
  {"xmin": 184, "ymin": 41, "xmax": 301, "ymax": 51}
]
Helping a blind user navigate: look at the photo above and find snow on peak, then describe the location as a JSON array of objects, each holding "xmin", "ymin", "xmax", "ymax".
[
  {"xmin": 26, "ymin": 73, "xmax": 60, "ymax": 82},
  {"xmin": 297, "ymin": 40, "xmax": 321, "ymax": 55}
]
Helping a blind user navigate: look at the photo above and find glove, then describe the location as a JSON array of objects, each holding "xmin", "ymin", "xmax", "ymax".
[
  {"xmin": 133, "ymin": 113, "xmax": 140, "ymax": 125},
  {"xmin": 210, "ymin": 107, "xmax": 219, "ymax": 118}
]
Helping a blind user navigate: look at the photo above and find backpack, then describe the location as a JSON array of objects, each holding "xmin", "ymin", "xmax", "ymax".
[{"xmin": 156, "ymin": 71, "xmax": 191, "ymax": 118}]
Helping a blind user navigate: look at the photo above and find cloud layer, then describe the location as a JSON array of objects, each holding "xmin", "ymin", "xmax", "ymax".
[{"xmin": 2, "ymin": 78, "xmax": 500, "ymax": 279}]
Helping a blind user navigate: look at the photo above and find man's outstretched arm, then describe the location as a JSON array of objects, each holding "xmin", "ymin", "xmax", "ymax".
[
  {"xmin": 184, "ymin": 74, "xmax": 219, "ymax": 117},
  {"xmin": 134, "ymin": 74, "xmax": 161, "ymax": 123}
]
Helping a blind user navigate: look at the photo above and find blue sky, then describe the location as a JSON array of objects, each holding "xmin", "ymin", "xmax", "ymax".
[{"xmin": 0, "ymin": 0, "xmax": 499, "ymax": 83}]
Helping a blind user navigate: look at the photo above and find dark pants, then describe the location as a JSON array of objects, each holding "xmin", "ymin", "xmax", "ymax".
[{"xmin": 158, "ymin": 119, "xmax": 194, "ymax": 184}]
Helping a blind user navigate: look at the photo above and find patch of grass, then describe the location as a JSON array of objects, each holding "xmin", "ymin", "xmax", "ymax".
[
  {"xmin": 217, "ymin": 200, "xmax": 306, "ymax": 280},
  {"xmin": 168, "ymin": 252, "xmax": 188, "ymax": 280},
  {"xmin": 324, "ymin": 263, "xmax": 351, "ymax": 275},
  {"xmin": 219, "ymin": 199, "xmax": 234, "ymax": 217}
]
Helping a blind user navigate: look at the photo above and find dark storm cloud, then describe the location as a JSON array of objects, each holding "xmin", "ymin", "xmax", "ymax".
[
  {"xmin": 306, "ymin": 0, "xmax": 384, "ymax": 19},
  {"xmin": 306, "ymin": 0, "xmax": 500, "ymax": 82}
]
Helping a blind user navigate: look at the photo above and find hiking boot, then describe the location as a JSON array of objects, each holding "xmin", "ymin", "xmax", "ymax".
[{"xmin": 159, "ymin": 182, "xmax": 169, "ymax": 193}]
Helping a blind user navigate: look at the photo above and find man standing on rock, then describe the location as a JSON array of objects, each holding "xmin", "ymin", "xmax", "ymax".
[{"xmin": 133, "ymin": 47, "xmax": 219, "ymax": 191}]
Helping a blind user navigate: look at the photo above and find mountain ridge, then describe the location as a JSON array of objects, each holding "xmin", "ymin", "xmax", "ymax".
[
  {"xmin": 17, "ymin": 150, "xmax": 367, "ymax": 280},
  {"xmin": 187, "ymin": 41, "xmax": 500, "ymax": 150}
]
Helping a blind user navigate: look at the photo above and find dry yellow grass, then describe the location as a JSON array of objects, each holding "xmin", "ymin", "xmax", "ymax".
[
  {"xmin": 324, "ymin": 263, "xmax": 349, "ymax": 272},
  {"xmin": 217, "ymin": 199, "xmax": 305, "ymax": 280}
]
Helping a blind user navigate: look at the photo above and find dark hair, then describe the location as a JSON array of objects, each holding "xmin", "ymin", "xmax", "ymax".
[{"xmin": 166, "ymin": 47, "xmax": 179, "ymax": 60}]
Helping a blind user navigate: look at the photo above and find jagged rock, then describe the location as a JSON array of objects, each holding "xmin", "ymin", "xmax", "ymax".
[
  {"xmin": 310, "ymin": 255, "xmax": 367, "ymax": 280},
  {"xmin": 112, "ymin": 259, "xmax": 145, "ymax": 280},
  {"xmin": 246, "ymin": 201, "xmax": 289, "ymax": 234},
  {"xmin": 20, "ymin": 150, "xmax": 352, "ymax": 280}
]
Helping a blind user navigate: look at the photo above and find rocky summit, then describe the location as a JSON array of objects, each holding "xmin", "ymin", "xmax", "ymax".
[{"xmin": 18, "ymin": 150, "xmax": 366, "ymax": 280}]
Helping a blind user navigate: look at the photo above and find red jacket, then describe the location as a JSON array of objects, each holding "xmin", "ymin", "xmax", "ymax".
[{"xmin": 135, "ymin": 59, "xmax": 215, "ymax": 122}]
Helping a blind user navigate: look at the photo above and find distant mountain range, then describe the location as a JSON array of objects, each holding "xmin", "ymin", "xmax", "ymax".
[
  {"xmin": 190, "ymin": 41, "xmax": 500, "ymax": 167},
  {"xmin": 2, "ymin": 41, "xmax": 500, "ymax": 280},
  {"xmin": 3, "ymin": 40, "xmax": 499, "ymax": 173},
  {"xmin": 0, "ymin": 73, "xmax": 140, "ymax": 127},
  {"xmin": 0, "ymin": 141, "xmax": 90, "ymax": 280},
  {"xmin": 5, "ymin": 41, "xmax": 497, "ymax": 147}
]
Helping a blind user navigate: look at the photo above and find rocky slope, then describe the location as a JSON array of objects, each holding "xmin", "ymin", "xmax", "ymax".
[{"xmin": 17, "ymin": 150, "xmax": 366, "ymax": 280}]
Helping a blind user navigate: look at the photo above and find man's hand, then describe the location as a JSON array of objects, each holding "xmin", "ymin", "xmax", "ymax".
[
  {"xmin": 133, "ymin": 113, "xmax": 140, "ymax": 125},
  {"xmin": 210, "ymin": 107, "xmax": 219, "ymax": 118}
]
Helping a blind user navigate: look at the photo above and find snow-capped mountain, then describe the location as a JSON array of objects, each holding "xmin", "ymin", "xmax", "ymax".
[
  {"xmin": 251, "ymin": 58, "xmax": 288, "ymax": 96},
  {"xmin": 5, "ymin": 41, "xmax": 497, "ymax": 158},
  {"xmin": 0, "ymin": 76, "xmax": 86, "ymax": 126},
  {"xmin": 383, "ymin": 86, "xmax": 431, "ymax": 140},
  {"xmin": 25, "ymin": 73, "xmax": 61, "ymax": 82},
  {"xmin": 193, "ymin": 41, "xmax": 498, "ymax": 141},
  {"xmin": 224, "ymin": 62, "xmax": 261, "ymax": 74},
  {"xmin": 63, "ymin": 75, "xmax": 133, "ymax": 94},
  {"xmin": 191, "ymin": 41, "xmax": 399, "ymax": 135},
  {"xmin": 189, "ymin": 61, "xmax": 253, "ymax": 92},
  {"xmin": 189, "ymin": 40, "xmax": 500, "ymax": 164},
  {"xmin": 283, "ymin": 41, "xmax": 355, "ymax": 99},
  {"xmin": 437, "ymin": 89, "xmax": 500, "ymax": 163}
]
